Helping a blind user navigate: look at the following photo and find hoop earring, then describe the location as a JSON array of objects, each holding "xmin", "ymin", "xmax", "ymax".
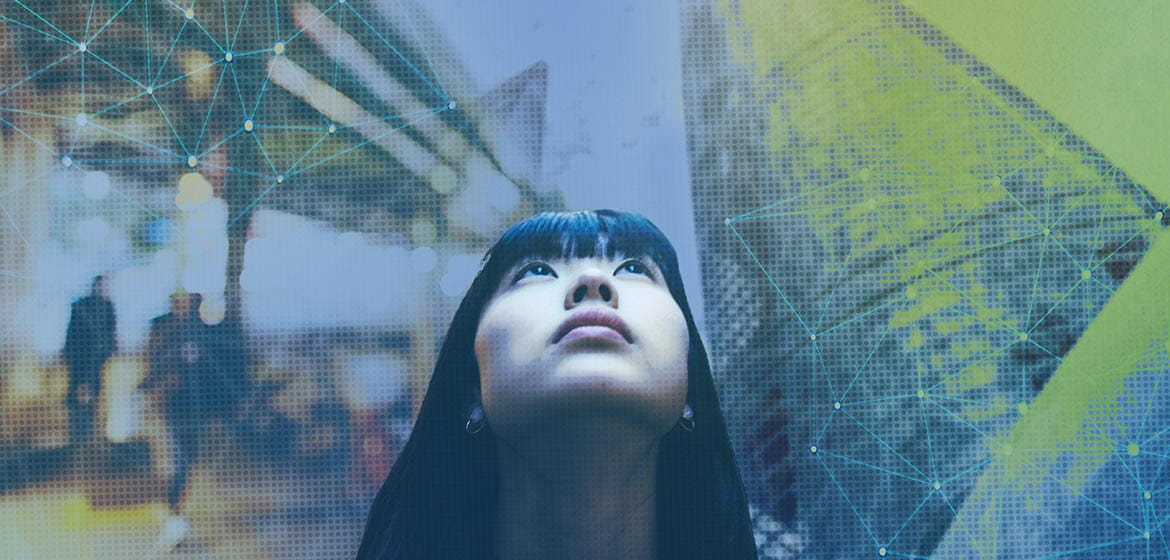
[
  {"xmin": 679, "ymin": 403, "xmax": 695, "ymax": 432},
  {"xmin": 466, "ymin": 405, "xmax": 486, "ymax": 434}
]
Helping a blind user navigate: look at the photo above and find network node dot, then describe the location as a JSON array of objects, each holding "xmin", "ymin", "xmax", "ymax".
[
  {"xmin": 1080, "ymin": 269, "xmax": 1091, "ymax": 280},
  {"xmin": 724, "ymin": 217, "xmax": 731, "ymax": 225},
  {"xmin": 447, "ymin": 101, "xmax": 456, "ymax": 110},
  {"xmin": 273, "ymin": 42, "xmax": 285, "ymax": 55},
  {"xmin": 243, "ymin": 119, "xmax": 254, "ymax": 132},
  {"xmin": 992, "ymin": 176, "xmax": 1002, "ymax": 187},
  {"xmin": 328, "ymin": 124, "xmax": 336, "ymax": 134},
  {"xmin": 858, "ymin": 167, "xmax": 871, "ymax": 181},
  {"xmin": 1128, "ymin": 442, "xmax": 1140, "ymax": 456},
  {"xmin": 1017, "ymin": 402, "xmax": 1028, "ymax": 415},
  {"xmin": 77, "ymin": 42, "xmax": 87, "ymax": 53},
  {"xmin": 1156, "ymin": 212, "xmax": 1164, "ymax": 221},
  {"xmin": 917, "ymin": 389, "xmax": 925, "ymax": 399},
  {"xmin": 224, "ymin": 51, "xmax": 234, "ymax": 63},
  {"xmin": 1145, "ymin": 491, "xmax": 1152, "ymax": 500},
  {"xmin": 276, "ymin": 175, "xmax": 285, "ymax": 184},
  {"xmin": 61, "ymin": 155, "xmax": 73, "ymax": 168},
  {"xmin": 1018, "ymin": 332, "xmax": 1028, "ymax": 341},
  {"xmin": 146, "ymin": 86, "xmax": 154, "ymax": 95},
  {"xmin": 75, "ymin": 113, "xmax": 88, "ymax": 127},
  {"xmin": 878, "ymin": 547, "xmax": 887, "ymax": 557},
  {"xmin": 810, "ymin": 445, "xmax": 818, "ymax": 454},
  {"xmin": 833, "ymin": 401, "xmax": 841, "ymax": 410},
  {"xmin": 810, "ymin": 334, "xmax": 817, "ymax": 341},
  {"xmin": 185, "ymin": 8, "xmax": 194, "ymax": 19},
  {"xmin": 186, "ymin": 155, "xmax": 197, "ymax": 168},
  {"xmin": 1042, "ymin": 227, "xmax": 1051, "ymax": 236},
  {"xmin": 339, "ymin": 0, "xmax": 346, "ymax": 3},
  {"xmin": 933, "ymin": 481, "xmax": 941, "ymax": 490},
  {"xmin": 1145, "ymin": 531, "xmax": 1151, "ymax": 540}
]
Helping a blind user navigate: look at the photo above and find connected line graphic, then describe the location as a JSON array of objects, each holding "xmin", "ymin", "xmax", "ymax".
[
  {"xmin": 0, "ymin": 2, "xmax": 543, "ymax": 556},
  {"xmin": 0, "ymin": 0, "xmax": 453, "ymax": 237},
  {"xmin": 720, "ymin": 1, "xmax": 1170, "ymax": 558},
  {"xmin": 730, "ymin": 167, "xmax": 1169, "ymax": 558}
]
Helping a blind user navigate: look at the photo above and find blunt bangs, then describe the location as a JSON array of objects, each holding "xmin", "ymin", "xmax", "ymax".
[{"xmin": 479, "ymin": 209, "xmax": 681, "ymax": 290}]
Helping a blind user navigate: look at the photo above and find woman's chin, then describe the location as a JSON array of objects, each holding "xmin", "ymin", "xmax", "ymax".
[
  {"xmin": 545, "ymin": 357, "xmax": 683, "ymax": 406},
  {"xmin": 549, "ymin": 375, "xmax": 642, "ymax": 404},
  {"xmin": 550, "ymin": 354, "xmax": 644, "ymax": 383},
  {"xmin": 540, "ymin": 376, "xmax": 680, "ymax": 429}
]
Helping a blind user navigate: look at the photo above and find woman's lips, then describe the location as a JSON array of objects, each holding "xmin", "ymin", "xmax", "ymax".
[
  {"xmin": 552, "ymin": 308, "xmax": 633, "ymax": 344},
  {"xmin": 558, "ymin": 325, "xmax": 628, "ymax": 345}
]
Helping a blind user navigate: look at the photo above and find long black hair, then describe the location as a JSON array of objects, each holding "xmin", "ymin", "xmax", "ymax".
[{"xmin": 355, "ymin": 209, "xmax": 757, "ymax": 559}]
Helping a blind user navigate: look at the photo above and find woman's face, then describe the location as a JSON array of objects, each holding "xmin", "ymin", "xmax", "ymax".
[{"xmin": 474, "ymin": 253, "xmax": 689, "ymax": 439}]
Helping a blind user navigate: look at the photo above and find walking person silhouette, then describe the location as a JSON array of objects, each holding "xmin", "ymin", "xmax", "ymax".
[{"xmin": 63, "ymin": 275, "xmax": 117, "ymax": 449}]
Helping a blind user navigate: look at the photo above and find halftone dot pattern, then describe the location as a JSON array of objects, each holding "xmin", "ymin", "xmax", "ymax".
[
  {"xmin": 0, "ymin": 0, "xmax": 455, "ymax": 228},
  {"xmin": 0, "ymin": 0, "xmax": 542, "ymax": 558},
  {"xmin": 1, "ymin": 0, "xmax": 1166, "ymax": 558},
  {"xmin": 681, "ymin": 0, "xmax": 1167, "ymax": 558}
]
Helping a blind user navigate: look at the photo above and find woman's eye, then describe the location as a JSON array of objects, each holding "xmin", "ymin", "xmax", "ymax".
[
  {"xmin": 516, "ymin": 262, "xmax": 556, "ymax": 281},
  {"xmin": 617, "ymin": 260, "xmax": 652, "ymax": 277}
]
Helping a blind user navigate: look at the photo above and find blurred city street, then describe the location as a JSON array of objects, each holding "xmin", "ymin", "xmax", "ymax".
[{"xmin": 1, "ymin": 428, "xmax": 368, "ymax": 560}]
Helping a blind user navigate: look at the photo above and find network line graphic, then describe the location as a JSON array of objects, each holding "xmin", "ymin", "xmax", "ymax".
[
  {"xmin": 719, "ymin": 2, "xmax": 1170, "ymax": 558},
  {"xmin": 0, "ymin": 0, "xmax": 455, "ymax": 242},
  {"xmin": 0, "ymin": 0, "xmax": 479, "ymax": 358},
  {"xmin": 731, "ymin": 170, "xmax": 1169, "ymax": 558}
]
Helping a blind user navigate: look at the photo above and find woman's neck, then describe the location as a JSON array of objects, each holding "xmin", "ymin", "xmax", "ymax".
[{"xmin": 493, "ymin": 416, "xmax": 660, "ymax": 560}]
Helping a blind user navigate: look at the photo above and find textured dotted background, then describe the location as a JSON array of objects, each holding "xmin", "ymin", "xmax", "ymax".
[{"xmin": 0, "ymin": 1, "xmax": 1167, "ymax": 558}]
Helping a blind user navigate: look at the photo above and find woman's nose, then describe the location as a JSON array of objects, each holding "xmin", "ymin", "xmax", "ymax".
[{"xmin": 565, "ymin": 269, "xmax": 619, "ymax": 308}]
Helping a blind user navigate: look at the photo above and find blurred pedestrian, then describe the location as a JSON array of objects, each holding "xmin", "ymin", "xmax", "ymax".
[
  {"xmin": 63, "ymin": 275, "xmax": 116, "ymax": 448},
  {"xmin": 139, "ymin": 292, "xmax": 213, "ymax": 547}
]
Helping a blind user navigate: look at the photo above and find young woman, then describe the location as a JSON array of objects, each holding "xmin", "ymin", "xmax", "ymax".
[{"xmin": 355, "ymin": 209, "xmax": 757, "ymax": 559}]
